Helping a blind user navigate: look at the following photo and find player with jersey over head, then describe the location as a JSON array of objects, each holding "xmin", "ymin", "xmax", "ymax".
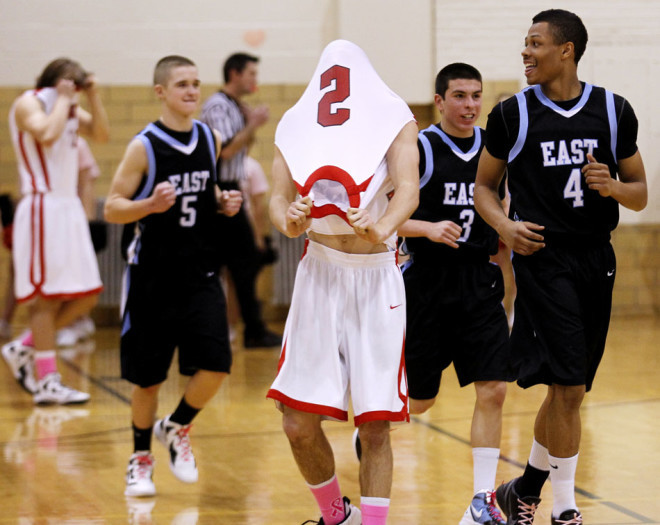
[
  {"xmin": 104, "ymin": 55, "xmax": 242, "ymax": 497},
  {"xmin": 399, "ymin": 63, "xmax": 511, "ymax": 525},
  {"xmin": 267, "ymin": 40, "xmax": 419, "ymax": 525},
  {"xmin": 474, "ymin": 10, "xmax": 647, "ymax": 525}
]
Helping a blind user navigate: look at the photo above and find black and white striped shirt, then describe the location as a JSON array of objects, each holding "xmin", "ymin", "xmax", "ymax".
[{"xmin": 201, "ymin": 91, "xmax": 246, "ymax": 184}]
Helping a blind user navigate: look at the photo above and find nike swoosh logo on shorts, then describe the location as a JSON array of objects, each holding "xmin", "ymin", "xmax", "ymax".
[
  {"xmin": 389, "ymin": 304, "xmax": 402, "ymax": 309},
  {"xmin": 607, "ymin": 269, "xmax": 615, "ymax": 276}
]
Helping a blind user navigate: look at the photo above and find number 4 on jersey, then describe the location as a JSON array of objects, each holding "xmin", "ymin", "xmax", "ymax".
[{"xmin": 563, "ymin": 168, "xmax": 584, "ymax": 207}]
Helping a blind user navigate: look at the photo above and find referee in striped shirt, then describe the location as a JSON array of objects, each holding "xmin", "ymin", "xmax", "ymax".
[{"xmin": 201, "ymin": 53, "xmax": 281, "ymax": 349}]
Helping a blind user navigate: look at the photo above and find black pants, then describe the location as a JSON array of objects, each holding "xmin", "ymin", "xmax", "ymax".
[{"xmin": 215, "ymin": 206, "xmax": 266, "ymax": 337}]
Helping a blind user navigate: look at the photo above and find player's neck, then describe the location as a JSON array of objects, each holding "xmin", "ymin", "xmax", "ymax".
[
  {"xmin": 439, "ymin": 121, "xmax": 474, "ymax": 139},
  {"xmin": 159, "ymin": 110, "xmax": 194, "ymax": 132},
  {"xmin": 539, "ymin": 73, "xmax": 582, "ymax": 102}
]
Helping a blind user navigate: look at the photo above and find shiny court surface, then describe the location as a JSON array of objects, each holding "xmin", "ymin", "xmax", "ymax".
[{"xmin": 1, "ymin": 316, "xmax": 658, "ymax": 524}]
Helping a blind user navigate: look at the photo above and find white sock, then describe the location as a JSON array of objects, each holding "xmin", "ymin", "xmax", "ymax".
[
  {"xmin": 549, "ymin": 453, "xmax": 579, "ymax": 516},
  {"xmin": 529, "ymin": 438, "xmax": 549, "ymax": 471},
  {"xmin": 472, "ymin": 447, "xmax": 500, "ymax": 494}
]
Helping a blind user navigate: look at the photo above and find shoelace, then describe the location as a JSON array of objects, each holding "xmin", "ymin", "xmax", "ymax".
[
  {"xmin": 485, "ymin": 491, "xmax": 505, "ymax": 524},
  {"xmin": 555, "ymin": 513, "xmax": 582, "ymax": 524},
  {"xmin": 174, "ymin": 425, "xmax": 194, "ymax": 461},
  {"xmin": 516, "ymin": 498, "xmax": 538, "ymax": 525},
  {"xmin": 132, "ymin": 454, "xmax": 153, "ymax": 480}
]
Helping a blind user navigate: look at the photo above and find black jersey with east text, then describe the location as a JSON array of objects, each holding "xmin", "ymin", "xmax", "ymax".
[
  {"xmin": 405, "ymin": 125, "xmax": 499, "ymax": 263},
  {"xmin": 485, "ymin": 83, "xmax": 638, "ymax": 238},
  {"xmin": 126, "ymin": 120, "xmax": 219, "ymax": 275}
]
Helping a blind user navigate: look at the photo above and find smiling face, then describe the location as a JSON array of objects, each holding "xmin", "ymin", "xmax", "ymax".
[
  {"xmin": 522, "ymin": 22, "xmax": 571, "ymax": 86},
  {"xmin": 156, "ymin": 65, "xmax": 201, "ymax": 117},
  {"xmin": 435, "ymin": 78, "xmax": 482, "ymax": 138}
]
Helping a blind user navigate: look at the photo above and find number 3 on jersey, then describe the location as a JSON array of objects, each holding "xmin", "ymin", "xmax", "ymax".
[
  {"xmin": 564, "ymin": 168, "xmax": 584, "ymax": 207},
  {"xmin": 317, "ymin": 65, "xmax": 350, "ymax": 127}
]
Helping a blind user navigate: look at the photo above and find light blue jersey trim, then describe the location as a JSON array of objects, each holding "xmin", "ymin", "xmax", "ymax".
[
  {"xmin": 508, "ymin": 89, "xmax": 530, "ymax": 163},
  {"xmin": 135, "ymin": 135, "xmax": 157, "ymax": 201},
  {"xmin": 426, "ymin": 125, "xmax": 481, "ymax": 162},
  {"xmin": 605, "ymin": 90, "xmax": 618, "ymax": 162},
  {"xmin": 144, "ymin": 121, "xmax": 199, "ymax": 154},
  {"xmin": 418, "ymin": 132, "xmax": 434, "ymax": 189},
  {"xmin": 532, "ymin": 83, "xmax": 593, "ymax": 118}
]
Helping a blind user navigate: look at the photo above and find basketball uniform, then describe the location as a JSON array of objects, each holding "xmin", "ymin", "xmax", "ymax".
[
  {"xmin": 120, "ymin": 120, "xmax": 231, "ymax": 388},
  {"xmin": 485, "ymin": 83, "xmax": 639, "ymax": 390},
  {"xmin": 403, "ymin": 126, "xmax": 511, "ymax": 398},
  {"xmin": 267, "ymin": 40, "xmax": 414, "ymax": 424},
  {"xmin": 8, "ymin": 87, "xmax": 102, "ymax": 302}
]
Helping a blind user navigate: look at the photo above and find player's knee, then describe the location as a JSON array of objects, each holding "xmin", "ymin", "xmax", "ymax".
[
  {"xmin": 409, "ymin": 397, "xmax": 435, "ymax": 414},
  {"xmin": 281, "ymin": 410, "xmax": 320, "ymax": 445},
  {"xmin": 551, "ymin": 384, "xmax": 585, "ymax": 411},
  {"xmin": 475, "ymin": 380, "xmax": 507, "ymax": 409},
  {"xmin": 357, "ymin": 420, "xmax": 390, "ymax": 451}
]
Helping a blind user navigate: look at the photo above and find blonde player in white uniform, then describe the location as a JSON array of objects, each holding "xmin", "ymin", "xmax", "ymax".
[
  {"xmin": 1, "ymin": 58, "xmax": 109, "ymax": 404},
  {"xmin": 267, "ymin": 40, "xmax": 419, "ymax": 525}
]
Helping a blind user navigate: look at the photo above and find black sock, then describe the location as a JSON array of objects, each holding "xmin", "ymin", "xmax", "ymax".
[
  {"xmin": 132, "ymin": 423, "xmax": 153, "ymax": 452},
  {"xmin": 169, "ymin": 397, "xmax": 200, "ymax": 426},
  {"xmin": 516, "ymin": 462, "xmax": 549, "ymax": 498}
]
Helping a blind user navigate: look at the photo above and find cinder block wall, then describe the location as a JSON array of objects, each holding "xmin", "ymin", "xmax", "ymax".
[{"xmin": 1, "ymin": 82, "xmax": 658, "ymax": 322}]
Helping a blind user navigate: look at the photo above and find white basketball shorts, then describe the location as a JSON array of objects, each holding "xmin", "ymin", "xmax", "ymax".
[
  {"xmin": 267, "ymin": 240, "xmax": 409, "ymax": 425},
  {"xmin": 13, "ymin": 193, "xmax": 102, "ymax": 302}
]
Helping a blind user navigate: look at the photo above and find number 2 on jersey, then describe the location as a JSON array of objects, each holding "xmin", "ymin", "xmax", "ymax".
[
  {"xmin": 563, "ymin": 168, "xmax": 585, "ymax": 207},
  {"xmin": 317, "ymin": 65, "xmax": 350, "ymax": 127}
]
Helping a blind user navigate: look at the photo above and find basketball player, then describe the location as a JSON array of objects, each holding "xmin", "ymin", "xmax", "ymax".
[
  {"xmin": 2, "ymin": 58, "xmax": 109, "ymax": 404},
  {"xmin": 474, "ymin": 10, "xmax": 647, "ymax": 525},
  {"xmin": 399, "ymin": 63, "xmax": 510, "ymax": 525},
  {"xmin": 104, "ymin": 55, "xmax": 242, "ymax": 497},
  {"xmin": 267, "ymin": 40, "xmax": 419, "ymax": 525}
]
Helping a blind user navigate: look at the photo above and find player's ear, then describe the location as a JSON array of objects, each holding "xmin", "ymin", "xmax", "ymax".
[
  {"xmin": 434, "ymin": 93, "xmax": 445, "ymax": 113},
  {"xmin": 560, "ymin": 41, "xmax": 575, "ymax": 62}
]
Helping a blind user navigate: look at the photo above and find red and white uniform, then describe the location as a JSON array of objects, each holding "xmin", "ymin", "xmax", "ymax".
[
  {"xmin": 267, "ymin": 40, "xmax": 413, "ymax": 425},
  {"xmin": 9, "ymin": 87, "xmax": 102, "ymax": 302}
]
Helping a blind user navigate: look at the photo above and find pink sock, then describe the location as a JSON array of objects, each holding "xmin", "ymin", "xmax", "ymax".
[
  {"xmin": 34, "ymin": 351, "xmax": 57, "ymax": 380},
  {"xmin": 307, "ymin": 475, "xmax": 345, "ymax": 525},
  {"xmin": 21, "ymin": 332, "xmax": 34, "ymax": 347},
  {"xmin": 361, "ymin": 497, "xmax": 390, "ymax": 525}
]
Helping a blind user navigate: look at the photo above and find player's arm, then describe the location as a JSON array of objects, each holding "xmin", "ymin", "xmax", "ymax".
[
  {"xmin": 269, "ymin": 146, "xmax": 311, "ymax": 238},
  {"xmin": 14, "ymin": 80, "xmax": 76, "ymax": 146},
  {"xmin": 348, "ymin": 121, "xmax": 420, "ymax": 243},
  {"xmin": 77, "ymin": 74, "xmax": 110, "ymax": 143},
  {"xmin": 209, "ymin": 128, "xmax": 243, "ymax": 216},
  {"xmin": 475, "ymin": 148, "xmax": 545, "ymax": 255},
  {"xmin": 399, "ymin": 219, "xmax": 462, "ymax": 249},
  {"xmin": 583, "ymin": 152, "xmax": 647, "ymax": 211},
  {"xmin": 104, "ymin": 138, "xmax": 176, "ymax": 224}
]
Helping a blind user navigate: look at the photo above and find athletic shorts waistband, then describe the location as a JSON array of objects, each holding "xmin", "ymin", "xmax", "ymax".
[{"xmin": 306, "ymin": 240, "xmax": 397, "ymax": 268}]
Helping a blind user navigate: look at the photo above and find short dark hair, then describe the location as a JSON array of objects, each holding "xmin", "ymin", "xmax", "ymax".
[
  {"xmin": 223, "ymin": 52, "xmax": 259, "ymax": 84},
  {"xmin": 435, "ymin": 63, "xmax": 482, "ymax": 97},
  {"xmin": 153, "ymin": 55, "xmax": 196, "ymax": 86},
  {"xmin": 35, "ymin": 58, "xmax": 88, "ymax": 89},
  {"xmin": 533, "ymin": 9, "xmax": 588, "ymax": 64}
]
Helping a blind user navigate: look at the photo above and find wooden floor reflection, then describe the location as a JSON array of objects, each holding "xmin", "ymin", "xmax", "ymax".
[{"xmin": 1, "ymin": 316, "xmax": 659, "ymax": 524}]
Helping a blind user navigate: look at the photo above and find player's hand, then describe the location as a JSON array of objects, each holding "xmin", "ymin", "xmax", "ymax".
[
  {"xmin": 220, "ymin": 189, "xmax": 243, "ymax": 217},
  {"xmin": 81, "ymin": 73, "xmax": 99, "ymax": 95},
  {"xmin": 347, "ymin": 207, "xmax": 382, "ymax": 243},
  {"xmin": 54, "ymin": 78, "xmax": 77, "ymax": 99},
  {"xmin": 285, "ymin": 196, "xmax": 312, "ymax": 237},
  {"xmin": 583, "ymin": 153, "xmax": 614, "ymax": 197},
  {"xmin": 427, "ymin": 220, "xmax": 462, "ymax": 248},
  {"xmin": 149, "ymin": 181, "xmax": 177, "ymax": 213},
  {"xmin": 500, "ymin": 220, "xmax": 545, "ymax": 256}
]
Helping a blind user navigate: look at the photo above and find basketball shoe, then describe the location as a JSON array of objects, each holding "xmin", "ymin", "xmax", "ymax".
[
  {"xmin": 551, "ymin": 510, "xmax": 583, "ymax": 524},
  {"xmin": 301, "ymin": 496, "xmax": 362, "ymax": 524},
  {"xmin": 125, "ymin": 451, "xmax": 156, "ymax": 497},
  {"xmin": 495, "ymin": 478, "xmax": 541, "ymax": 525},
  {"xmin": 459, "ymin": 489, "xmax": 506, "ymax": 525},
  {"xmin": 154, "ymin": 415, "xmax": 198, "ymax": 483},
  {"xmin": 33, "ymin": 373, "xmax": 90, "ymax": 405},
  {"xmin": 1, "ymin": 339, "xmax": 36, "ymax": 393}
]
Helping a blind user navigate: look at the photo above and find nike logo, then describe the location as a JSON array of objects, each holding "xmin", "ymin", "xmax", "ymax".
[
  {"xmin": 549, "ymin": 463, "xmax": 559, "ymax": 469},
  {"xmin": 491, "ymin": 281, "xmax": 497, "ymax": 288},
  {"xmin": 470, "ymin": 505, "xmax": 484, "ymax": 519},
  {"xmin": 206, "ymin": 271, "xmax": 215, "ymax": 277},
  {"xmin": 607, "ymin": 269, "xmax": 615, "ymax": 276},
  {"xmin": 389, "ymin": 304, "xmax": 402, "ymax": 309}
]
